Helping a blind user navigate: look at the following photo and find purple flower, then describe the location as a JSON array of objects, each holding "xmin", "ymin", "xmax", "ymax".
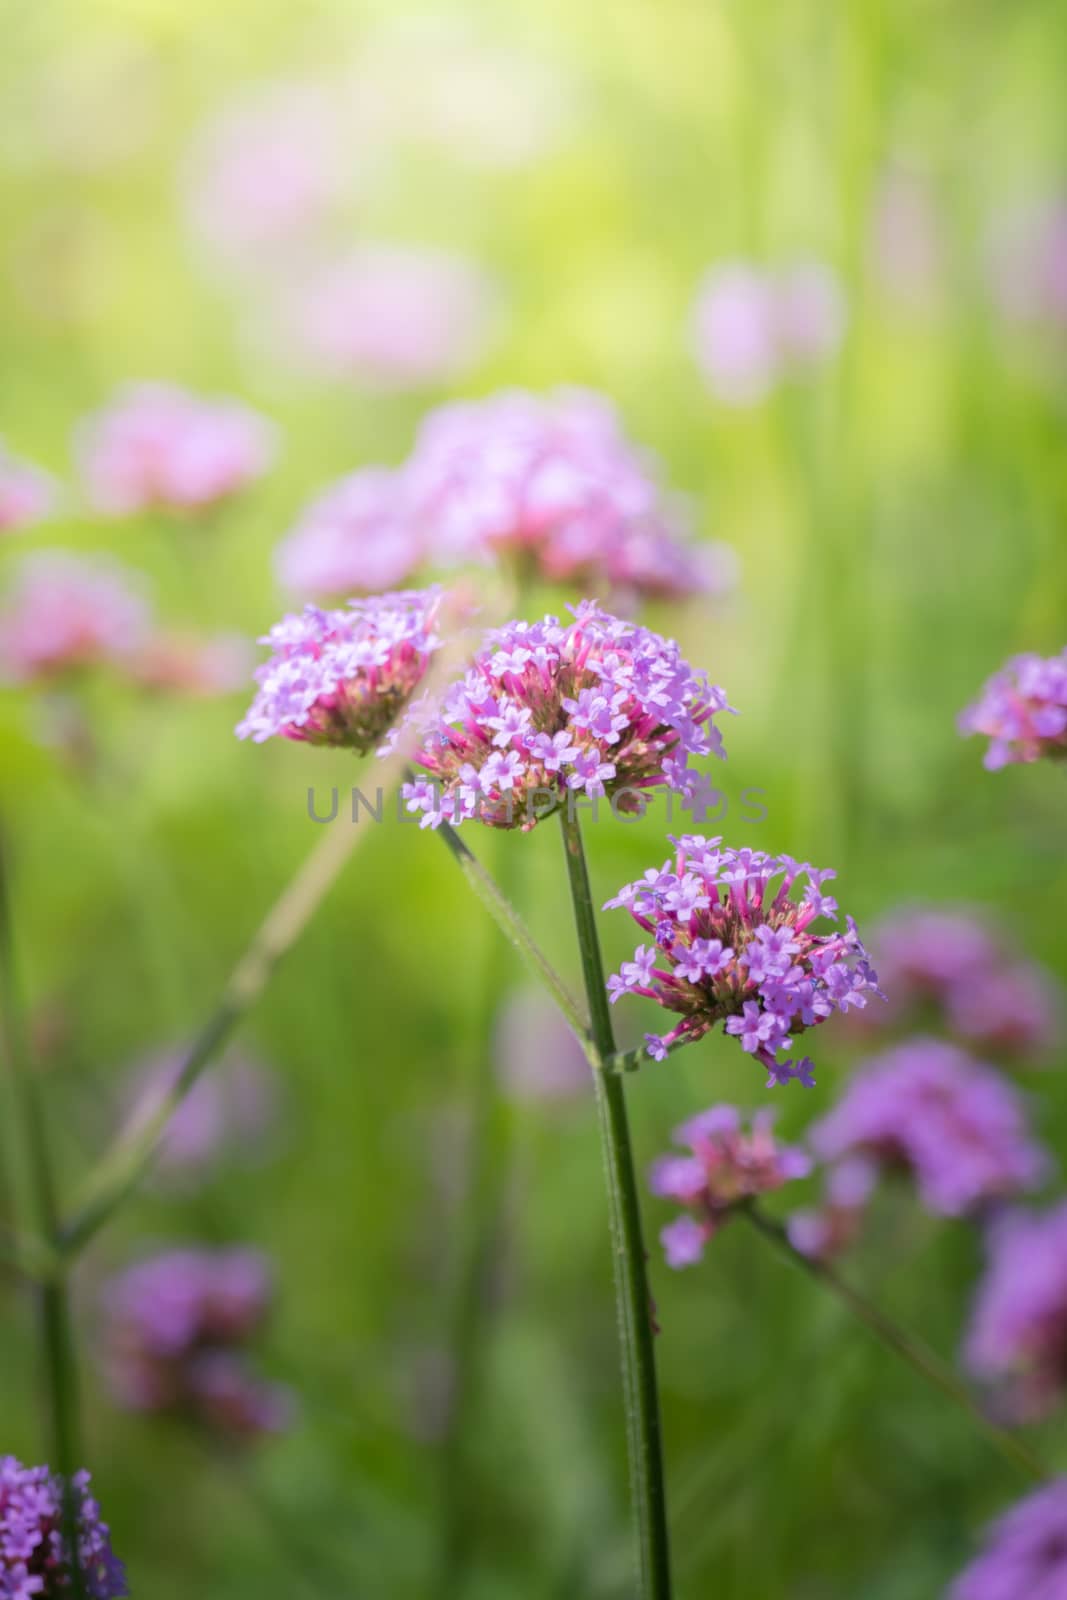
[
  {"xmin": 403, "ymin": 388, "xmax": 736, "ymax": 603},
  {"xmin": 76, "ymin": 383, "xmax": 276, "ymax": 515},
  {"xmin": 118, "ymin": 1047, "xmax": 278, "ymax": 1185},
  {"xmin": 786, "ymin": 1157, "xmax": 877, "ymax": 1261},
  {"xmin": 0, "ymin": 440, "xmax": 56, "ymax": 533},
  {"xmin": 649, "ymin": 1104, "xmax": 811, "ymax": 1268},
  {"xmin": 811, "ymin": 1039, "xmax": 1049, "ymax": 1218},
  {"xmin": 947, "ymin": 1479, "xmax": 1067, "ymax": 1600},
  {"xmin": 0, "ymin": 552, "xmax": 151, "ymax": 684},
  {"xmin": 959, "ymin": 648, "xmax": 1067, "ymax": 770},
  {"xmin": 275, "ymin": 468, "xmax": 423, "ymax": 598},
  {"xmin": 101, "ymin": 1248, "xmax": 293, "ymax": 1440},
  {"xmin": 963, "ymin": 1202, "xmax": 1067, "ymax": 1423},
  {"xmin": 0, "ymin": 1454, "xmax": 127, "ymax": 1597},
  {"xmin": 606, "ymin": 837, "xmax": 881, "ymax": 1080},
  {"xmin": 236, "ymin": 586, "xmax": 442, "ymax": 750},
  {"xmin": 401, "ymin": 603, "xmax": 732, "ymax": 830},
  {"xmin": 690, "ymin": 261, "xmax": 846, "ymax": 406}
]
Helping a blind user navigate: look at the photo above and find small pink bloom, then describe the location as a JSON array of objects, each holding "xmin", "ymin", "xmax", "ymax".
[
  {"xmin": 275, "ymin": 468, "xmax": 422, "ymax": 597},
  {"xmin": 0, "ymin": 550, "xmax": 151, "ymax": 682}
]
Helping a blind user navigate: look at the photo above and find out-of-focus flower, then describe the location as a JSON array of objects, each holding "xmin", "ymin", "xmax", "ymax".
[
  {"xmin": 278, "ymin": 246, "xmax": 498, "ymax": 389},
  {"xmin": 963, "ymin": 1202, "xmax": 1067, "ymax": 1423},
  {"xmin": 401, "ymin": 601, "xmax": 731, "ymax": 830},
  {"xmin": 605, "ymin": 836, "xmax": 880, "ymax": 1082},
  {"xmin": 811, "ymin": 1039, "xmax": 1049, "ymax": 1218},
  {"xmin": 859, "ymin": 905, "xmax": 1062, "ymax": 1066},
  {"xmin": 959, "ymin": 648, "xmax": 1067, "ymax": 770},
  {"xmin": 494, "ymin": 989, "xmax": 589, "ymax": 1103},
  {"xmin": 118, "ymin": 1048, "xmax": 278, "ymax": 1184},
  {"xmin": 76, "ymin": 383, "xmax": 276, "ymax": 516},
  {"xmin": 870, "ymin": 169, "xmax": 943, "ymax": 308},
  {"xmin": 405, "ymin": 388, "xmax": 731, "ymax": 602},
  {"xmin": 650, "ymin": 1105, "xmax": 811, "ymax": 1268},
  {"xmin": 0, "ymin": 1455, "xmax": 127, "ymax": 1597},
  {"xmin": 275, "ymin": 469, "xmax": 422, "ymax": 598},
  {"xmin": 101, "ymin": 1248, "xmax": 293, "ymax": 1439},
  {"xmin": 127, "ymin": 630, "xmax": 253, "ymax": 698},
  {"xmin": 0, "ymin": 439, "xmax": 57, "ymax": 532},
  {"xmin": 0, "ymin": 551, "xmax": 150, "ymax": 683},
  {"xmin": 948, "ymin": 1479, "xmax": 1067, "ymax": 1600},
  {"xmin": 236, "ymin": 586, "xmax": 442, "ymax": 749},
  {"xmin": 786, "ymin": 1156, "xmax": 877, "ymax": 1261},
  {"xmin": 690, "ymin": 260, "xmax": 847, "ymax": 405},
  {"xmin": 183, "ymin": 80, "xmax": 348, "ymax": 270},
  {"xmin": 988, "ymin": 199, "xmax": 1067, "ymax": 330}
]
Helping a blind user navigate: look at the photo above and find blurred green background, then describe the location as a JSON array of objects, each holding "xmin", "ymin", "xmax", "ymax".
[{"xmin": 1, "ymin": 1, "xmax": 1066, "ymax": 1595}]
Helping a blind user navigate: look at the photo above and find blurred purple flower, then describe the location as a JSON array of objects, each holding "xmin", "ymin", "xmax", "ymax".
[
  {"xmin": 786, "ymin": 1156, "xmax": 877, "ymax": 1261},
  {"xmin": 948, "ymin": 1479, "xmax": 1067, "ymax": 1600},
  {"xmin": 101, "ymin": 1248, "xmax": 293, "ymax": 1440},
  {"xmin": 403, "ymin": 388, "xmax": 734, "ymax": 602},
  {"xmin": 606, "ymin": 837, "xmax": 880, "ymax": 1081},
  {"xmin": 964, "ymin": 1202, "xmax": 1067, "ymax": 1423},
  {"xmin": 119, "ymin": 1048, "xmax": 278, "ymax": 1184},
  {"xmin": 494, "ymin": 989, "xmax": 589, "ymax": 1104},
  {"xmin": 0, "ymin": 1454, "xmax": 127, "ymax": 1597},
  {"xmin": 690, "ymin": 260, "xmax": 846, "ymax": 405},
  {"xmin": 0, "ymin": 439, "xmax": 57, "ymax": 533},
  {"xmin": 649, "ymin": 1105, "xmax": 811, "ymax": 1268},
  {"xmin": 236, "ymin": 586, "xmax": 443, "ymax": 749},
  {"xmin": 279, "ymin": 246, "xmax": 498, "ymax": 390},
  {"xmin": 401, "ymin": 601, "xmax": 731, "ymax": 830},
  {"xmin": 811, "ymin": 1039, "xmax": 1049, "ymax": 1218},
  {"xmin": 959, "ymin": 648, "xmax": 1067, "ymax": 770},
  {"xmin": 76, "ymin": 383, "xmax": 276, "ymax": 516},
  {"xmin": 275, "ymin": 469, "xmax": 422, "ymax": 598},
  {"xmin": 0, "ymin": 551, "xmax": 151, "ymax": 683},
  {"xmin": 988, "ymin": 199, "xmax": 1067, "ymax": 330}
]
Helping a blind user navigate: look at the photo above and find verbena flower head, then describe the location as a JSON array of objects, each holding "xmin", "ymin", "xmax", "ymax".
[
  {"xmin": 959, "ymin": 648, "xmax": 1067, "ymax": 770},
  {"xmin": 0, "ymin": 1454, "xmax": 127, "ymax": 1597},
  {"xmin": 605, "ymin": 836, "xmax": 880, "ymax": 1081},
  {"xmin": 101, "ymin": 1248, "xmax": 292, "ymax": 1439},
  {"xmin": 963, "ymin": 1202, "xmax": 1067, "ymax": 1423},
  {"xmin": 119, "ymin": 1047, "xmax": 278, "ymax": 1185},
  {"xmin": 275, "ymin": 468, "xmax": 422, "ymax": 598},
  {"xmin": 236, "ymin": 586, "xmax": 442, "ymax": 749},
  {"xmin": 0, "ymin": 553, "xmax": 151, "ymax": 683},
  {"xmin": 948, "ymin": 1479, "xmax": 1067, "ymax": 1600},
  {"xmin": 649, "ymin": 1105, "xmax": 811, "ymax": 1268},
  {"xmin": 403, "ymin": 388, "xmax": 730, "ymax": 602},
  {"xmin": 77, "ymin": 383, "xmax": 276, "ymax": 515},
  {"xmin": 811, "ymin": 1039, "xmax": 1049, "ymax": 1217},
  {"xmin": 786, "ymin": 1157, "xmax": 876, "ymax": 1262},
  {"xmin": 0, "ymin": 441, "xmax": 56, "ymax": 533},
  {"xmin": 401, "ymin": 602, "xmax": 731, "ymax": 830},
  {"xmin": 690, "ymin": 261, "xmax": 846, "ymax": 406}
]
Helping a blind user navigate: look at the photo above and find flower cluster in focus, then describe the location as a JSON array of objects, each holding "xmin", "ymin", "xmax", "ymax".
[
  {"xmin": 236, "ymin": 587, "xmax": 442, "ymax": 750},
  {"xmin": 402, "ymin": 602, "xmax": 731, "ymax": 830},
  {"xmin": 959, "ymin": 648, "xmax": 1067, "ymax": 770},
  {"xmin": 650, "ymin": 1106, "xmax": 811, "ymax": 1267},
  {"xmin": 101, "ymin": 1248, "xmax": 293, "ymax": 1439},
  {"xmin": 606, "ymin": 836, "xmax": 881, "ymax": 1081},
  {"xmin": 963, "ymin": 1202, "xmax": 1067, "ymax": 1423},
  {"xmin": 0, "ymin": 1455, "xmax": 127, "ymax": 1598}
]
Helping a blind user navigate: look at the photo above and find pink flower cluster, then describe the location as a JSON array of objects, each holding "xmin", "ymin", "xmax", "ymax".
[
  {"xmin": 948, "ymin": 1479, "xmax": 1067, "ymax": 1600},
  {"xmin": 690, "ymin": 262, "xmax": 847, "ymax": 406},
  {"xmin": 275, "ymin": 468, "xmax": 422, "ymax": 598},
  {"xmin": 401, "ymin": 602, "xmax": 731, "ymax": 830},
  {"xmin": 0, "ymin": 552, "xmax": 150, "ymax": 682},
  {"xmin": 963, "ymin": 1201, "xmax": 1067, "ymax": 1423},
  {"xmin": 77, "ymin": 383, "xmax": 275, "ymax": 516},
  {"xmin": 0, "ymin": 1455, "xmax": 126, "ymax": 1598},
  {"xmin": 605, "ymin": 836, "xmax": 880, "ymax": 1080},
  {"xmin": 101, "ymin": 1248, "xmax": 293, "ymax": 1440},
  {"xmin": 649, "ymin": 1105, "xmax": 811, "ymax": 1268},
  {"xmin": 0, "ymin": 440, "xmax": 56, "ymax": 533},
  {"xmin": 236, "ymin": 587, "xmax": 442, "ymax": 750},
  {"xmin": 959, "ymin": 647, "xmax": 1067, "ymax": 769},
  {"xmin": 810, "ymin": 1039, "xmax": 1048, "ymax": 1219}
]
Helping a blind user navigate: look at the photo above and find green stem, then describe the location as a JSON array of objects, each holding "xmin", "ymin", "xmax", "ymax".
[
  {"xmin": 741, "ymin": 1203, "xmax": 1048, "ymax": 1484},
  {"xmin": 0, "ymin": 829, "xmax": 86, "ymax": 1599},
  {"xmin": 558, "ymin": 806, "xmax": 672, "ymax": 1599}
]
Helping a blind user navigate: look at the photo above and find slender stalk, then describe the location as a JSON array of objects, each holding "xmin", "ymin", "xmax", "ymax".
[
  {"xmin": 741, "ymin": 1202, "xmax": 1048, "ymax": 1483},
  {"xmin": 0, "ymin": 829, "xmax": 86, "ymax": 1599},
  {"xmin": 558, "ymin": 806, "xmax": 672, "ymax": 1599}
]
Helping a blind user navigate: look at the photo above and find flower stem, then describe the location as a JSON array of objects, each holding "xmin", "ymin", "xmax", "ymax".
[
  {"xmin": 740, "ymin": 1202, "xmax": 1049, "ymax": 1484},
  {"xmin": 558, "ymin": 806, "xmax": 672, "ymax": 1599}
]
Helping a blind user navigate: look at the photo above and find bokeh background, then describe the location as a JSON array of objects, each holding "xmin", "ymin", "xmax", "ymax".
[{"xmin": 1, "ymin": 1, "xmax": 1066, "ymax": 1596}]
